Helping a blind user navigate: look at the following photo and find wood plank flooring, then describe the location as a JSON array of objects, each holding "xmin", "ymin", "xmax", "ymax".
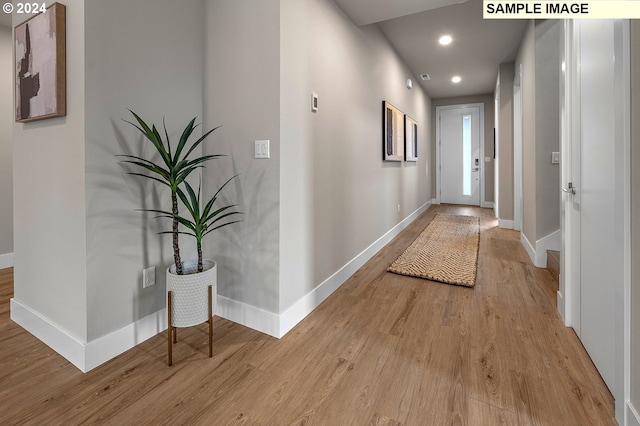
[{"xmin": 0, "ymin": 205, "xmax": 616, "ymax": 425}]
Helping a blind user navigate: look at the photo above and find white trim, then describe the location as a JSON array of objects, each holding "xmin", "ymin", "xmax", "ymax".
[
  {"xmin": 535, "ymin": 229, "xmax": 561, "ymax": 268},
  {"xmin": 482, "ymin": 201, "xmax": 494, "ymax": 209},
  {"xmin": 435, "ymin": 103, "xmax": 485, "ymax": 207},
  {"xmin": 11, "ymin": 298, "xmax": 169, "ymax": 373},
  {"xmin": 278, "ymin": 199, "xmax": 432, "ymax": 337},
  {"xmin": 431, "ymin": 198, "xmax": 439, "ymax": 205},
  {"xmin": 617, "ymin": 18, "xmax": 632, "ymax": 426},
  {"xmin": 216, "ymin": 295, "xmax": 280, "ymax": 337},
  {"xmin": 498, "ymin": 219, "xmax": 513, "ymax": 229},
  {"xmin": 513, "ymin": 64, "xmax": 524, "ymax": 232},
  {"xmin": 556, "ymin": 290, "xmax": 565, "ymax": 322},
  {"xmin": 521, "ymin": 232, "xmax": 536, "ymax": 266},
  {"xmin": 11, "ymin": 200, "xmax": 435, "ymax": 371},
  {"xmin": 0, "ymin": 252, "xmax": 14, "ymax": 269},
  {"xmin": 85, "ymin": 309, "xmax": 168, "ymax": 371},
  {"xmin": 11, "ymin": 298, "xmax": 87, "ymax": 371},
  {"xmin": 519, "ymin": 230, "xmax": 560, "ymax": 268},
  {"xmin": 627, "ymin": 401, "xmax": 640, "ymax": 426}
]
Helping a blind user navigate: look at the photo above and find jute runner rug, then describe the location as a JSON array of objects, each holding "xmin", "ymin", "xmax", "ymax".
[{"xmin": 387, "ymin": 213, "xmax": 480, "ymax": 287}]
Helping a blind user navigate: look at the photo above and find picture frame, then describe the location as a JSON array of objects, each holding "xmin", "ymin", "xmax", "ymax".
[
  {"xmin": 404, "ymin": 115, "xmax": 418, "ymax": 162},
  {"xmin": 383, "ymin": 101, "xmax": 404, "ymax": 161},
  {"xmin": 15, "ymin": 2, "xmax": 66, "ymax": 123}
]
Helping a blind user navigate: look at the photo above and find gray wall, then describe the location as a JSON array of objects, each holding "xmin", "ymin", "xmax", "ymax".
[
  {"xmin": 0, "ymin": 24, "xmax": 12, "ymax": 257},
  {"xmin": 431, "ymin": 95, "xmax": 495, "ymax": 204},
  {"xmin": 278, "ymin": 0, "xmax": 432, "ymax": 311},
  {"xmin": 515, "ymin": 20, "xmax": 560, "ymax": 244},
  {"xmin": 203, "ymin": 0, "xmax": 432, "ymax": 315},
  {"xmin": 631, "ymin": 18, "xmax": 640, "ymax": 420},
  {"xmin": 516, "ymin": 21, "xmax": 537, "ymax": 243},
  {"xmin": 84, "ymin": 0, "xmax": 204, "ymax": 340},
  {"xmin": 203, "ymin": 0, "xmax": 281, "ymax": 314},
  {"xmin": 12, "ymin": 0, "xmax": 204, "ymax": 343},
  {"xmin": 534, "ymin": 20, "xmax": 560, "ymax": 240},
  {"xmin": 12, "ymin": 0, "xmax": 88, "ymax": 341},
  {"xmin": 497, "ymin": 62, "xmax": 514, "ymax": 221}
]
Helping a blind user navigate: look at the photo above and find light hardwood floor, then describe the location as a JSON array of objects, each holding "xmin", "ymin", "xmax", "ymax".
[{"xmin": 0, "ymin": 205, "xmax": 616, "ymax": 425}]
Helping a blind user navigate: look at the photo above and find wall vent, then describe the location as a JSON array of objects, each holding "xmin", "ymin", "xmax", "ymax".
[{"xmin": 420, "ymin": 73, "xmax": 431, "ymax": 81}]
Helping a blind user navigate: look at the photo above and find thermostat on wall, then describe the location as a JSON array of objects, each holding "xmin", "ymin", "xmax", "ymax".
[{"xmin": 311, "ymin": 92, "xmax": 318, "ymax": 112}]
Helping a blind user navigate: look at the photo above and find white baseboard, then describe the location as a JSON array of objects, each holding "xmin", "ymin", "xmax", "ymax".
[
  {"xmin": 0, "ymin": 252, "xmax": 14, "ymax": 269},
  {"xmin": 535, "ymin": 229, "xmax": 560, "ymax": 268},
  {"xmin": 557, "ymin": 290, "xmax": 565, "ymax": 322},
  {"xmin": 85, "ymin": 309, "xmax": 167, "ymax": 371},
  {"xmin": 216, "ymin": 295, "xmax": 280, "ymax": 337},
  {"xmin": 431, "ymin": 198, "xmax": 439, "ymax": 205},
  {"xmin": 10, "ymin": 200, "xmax": 434, "ymax": 371},
  {"xmin": 498, "ymin": 219, "xmax": 513, "ymax": 229},
  {"xmin": 482, "ymin": 201, "xmax": 495, "ymax": 209},
  {"xmin": 278, "ymin": 199, "xmax": 433, "ymax": 338},
  {"xmin": 216, "ymin": 199, "xmax": 433, "ymax": 338},
  {"xmin": 521, "ymin": 232, "xmax": 536, "ymax": 265},
  {"xmin": 628, "ymin": 401, "xmax": 640, "ymax": 426},
  {"xmin": 520, "ymin": 230, "xmax": 560, "ymax": 268},
  {"xmin": 11, "ymin": 298, "xmax": 168, "ymax": 373}
]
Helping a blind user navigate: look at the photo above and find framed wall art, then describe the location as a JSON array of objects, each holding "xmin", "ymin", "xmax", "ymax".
[
  {"xmin": 15, "ymin": 2, "xmax": 66, "ymax": 123},
  {"xmin": 405, "ymin": 115, "xmax": 418, "ymax": 162},
  {"xmin": 383, "ymin": 101, "xmax": 404, "ymax": 161}
]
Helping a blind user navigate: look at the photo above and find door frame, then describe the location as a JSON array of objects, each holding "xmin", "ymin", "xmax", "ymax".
[
  {"xmin": 435, "ymin": 103, "xmax": 485, "ymax": 206},
  {"xmin": 513, "ymin": 65, "xmax": 523, "ymax": 232},
  {"xmin": 560, "ymin": 18, "xmax": 632, "ymax": 426}
]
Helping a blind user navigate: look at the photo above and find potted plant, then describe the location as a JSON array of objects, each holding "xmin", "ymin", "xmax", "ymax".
[{"xmin": 119, "ymin": 111, "xmax": 242, "ymax": 365}]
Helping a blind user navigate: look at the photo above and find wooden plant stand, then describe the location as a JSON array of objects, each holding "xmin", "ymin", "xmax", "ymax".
[{"xmin": 167, "ymin": 285, "xmax": 213, "ymax": 366}]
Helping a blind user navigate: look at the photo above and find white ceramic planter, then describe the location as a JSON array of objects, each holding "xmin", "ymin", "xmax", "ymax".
[{"xmin": 166, "ymin": 259, "xmax": 217, "ymax": 327}]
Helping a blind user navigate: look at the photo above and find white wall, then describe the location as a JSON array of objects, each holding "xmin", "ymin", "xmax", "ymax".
[
  {"xmin": 12, "ymin": 0, "xmax": 88, "ymax": 341},
  {"xmin": 0, "ymin": 24, "xmax": 12, "ymax": 260},
  {"xmin": 84, "ymin": 0, "xmax": 204, "ymax": 340}
]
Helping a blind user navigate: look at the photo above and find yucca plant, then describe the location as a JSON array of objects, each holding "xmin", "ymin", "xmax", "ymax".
[
  {"xmin": 148, "ymin": 178, "xmax": 243, "ymax": 273},
  {"xmin": 118, "ymin": 111, "xmax": 222, "ymax": 275}
]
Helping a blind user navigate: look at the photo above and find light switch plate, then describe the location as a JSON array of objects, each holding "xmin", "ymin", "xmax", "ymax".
[
  {"xmin": 255, "ymin": 140, "xmax": 270, "ymax": 159},
  {"xmin": 485, "ymin": 157, "xmax": 492, "ymax": 163},
  {"xmin": 551, "ymin": 152, "xmax": 560, "ymax": 164}
]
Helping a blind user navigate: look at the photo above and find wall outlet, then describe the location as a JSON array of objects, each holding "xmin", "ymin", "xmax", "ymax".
[{"xmin": 143, "ymin": 266, "xmax": 155, "ymax": 289}]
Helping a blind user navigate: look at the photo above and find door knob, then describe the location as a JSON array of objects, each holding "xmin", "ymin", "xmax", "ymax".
[{"xmin": 561, "ymin": 182, "xmax": 576, "ymax": 195}]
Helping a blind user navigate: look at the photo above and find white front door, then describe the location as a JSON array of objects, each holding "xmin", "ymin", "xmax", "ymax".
[{"xmin": 439, "ymin": 107, "xmax": 481, "ymax": 205}]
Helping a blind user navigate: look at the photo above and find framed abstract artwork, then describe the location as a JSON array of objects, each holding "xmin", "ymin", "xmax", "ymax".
[
  {"xmin": 383, "ymin": 101, "xmax": 404, "ymax": 161},
  {"xmin": 405, "ymin": 115, "xmax": 418, "ymax": 162},
  {"xmin": 15, "ymin": 2, "xmax": 66, "ymax": 123}
]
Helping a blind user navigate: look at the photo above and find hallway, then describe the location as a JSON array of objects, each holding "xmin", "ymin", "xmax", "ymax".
[{"xmin": 0, "ymin": 205, "xmax": 615, "ymax": 425}]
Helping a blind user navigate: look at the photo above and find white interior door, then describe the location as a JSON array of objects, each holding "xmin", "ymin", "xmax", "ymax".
[
  {"xmin": 439, "ymin": 107, "xmax": 481, "ymax": 206},
  {"xmin": 567, "ymin": 18, "xmax": 622, "ymax": 395}
]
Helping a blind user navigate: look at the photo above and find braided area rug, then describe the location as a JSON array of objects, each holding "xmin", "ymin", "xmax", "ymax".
[{"xmin": 387, "ymin": 213, "xmax": 480, "ymax": 287}]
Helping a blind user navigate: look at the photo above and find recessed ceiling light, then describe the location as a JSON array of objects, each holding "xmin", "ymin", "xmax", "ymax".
[
  {"xmin": 439, "ymin": 35, "xmax": 453, "ymax": 46},
  {"xmin": 452, "ymin": 75, "xmax": 462, "ymax": 83}
]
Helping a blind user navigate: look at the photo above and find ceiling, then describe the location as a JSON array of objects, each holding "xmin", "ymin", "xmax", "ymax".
[{"xmin": 333, "ymin": 0, "xmax": 528, "ymax": 99}]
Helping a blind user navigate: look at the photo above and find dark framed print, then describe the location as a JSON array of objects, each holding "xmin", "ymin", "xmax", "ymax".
[
  {"xmin": 15, "ymin": 2, "xmax": 66, "ymax": 122},
  {"xmin": 405, "ymin": 115, "xmax": 418, "ymax": 161},
  {"xmin": 383, "ymin": 101, "xmax": 404, "ymax": 161}
]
